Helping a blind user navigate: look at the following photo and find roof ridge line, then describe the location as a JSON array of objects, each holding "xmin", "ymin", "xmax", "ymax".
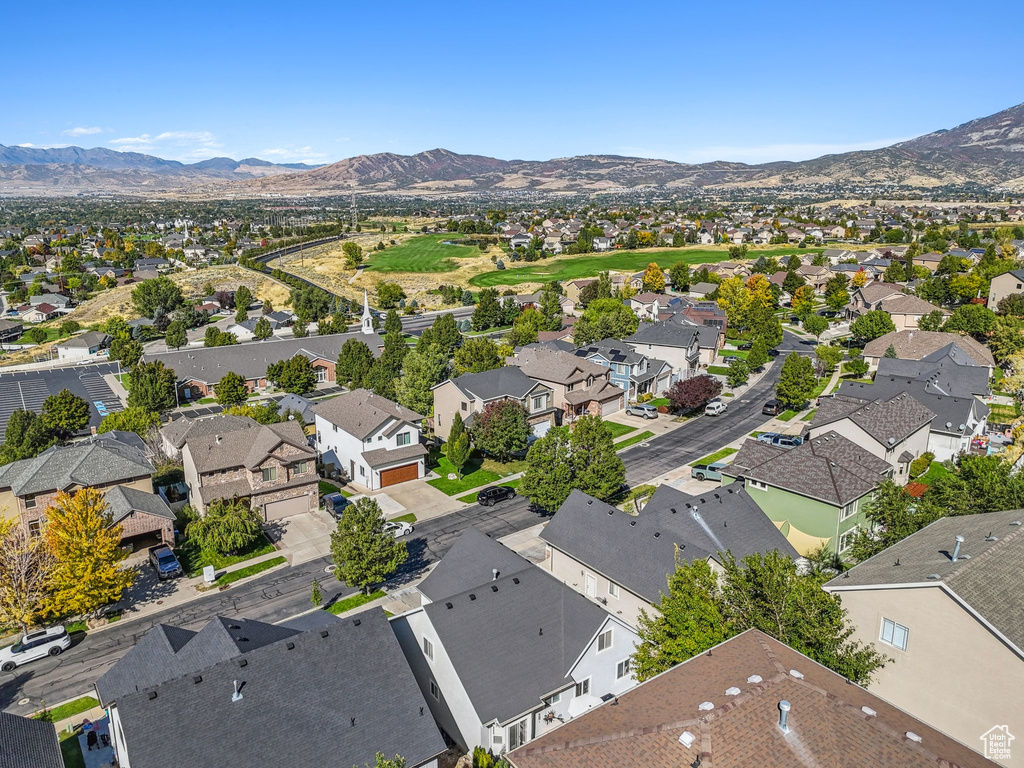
[{"xmin": 946, "ymin": 523, "xmax": 1024, "ymax": 582}]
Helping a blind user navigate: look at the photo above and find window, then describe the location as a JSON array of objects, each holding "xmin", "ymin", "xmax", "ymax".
[
  {"xmin": 840, "ymin": 502, "xmax": 857, "ymax": 520},
  {"xmin": 396, "ymin": 432, "xmax": 411, "ymax": 447},
  {"xmin": 294, "ymin": 461, "xmax": 309, "ymax": 475},
  {"xmin": 491, "ymin": 730, "xmax": 503, "ymax": 747},
  {"xmin": 608, "ymin": 582, "xmax": 620, "ymax": 599},
  {"xmin": 359, "ymin": 465, "xmax": 365, "ymax": 477},
  {"xmin": 423, "ymin": 637, "xmax": 434, "ymax": 661},
  {"xmin": 748, "ymin": 479, "xmax": 768, "ymax": 491},
  {"xmin": 532, "ymin": 395, "xmax": 546, "ymax": 411},
  {"xmin": 507, "ymin": 719, "xmax": 528, "ymax": 751},
  {"xmin": 377, "ymin": 435, "xmax": 383, "ymax": 441},
  {"xmin": 544, "ymin": 692, "xmax": 562, "ymax": 706},
  {"xmin": 597, "ymin": 629, "xmax": 613, "ymax": 653},
  {"xmin": 27, "ymin": 520, "xmax": 41, "ymax": 538},
  {"xmin": 317, "ymin": 432, "xmax": 322, "ymax": 444},
  {"xmin": 616, "ymin": 658, "xmax": 631, "ymax": 680},
  {"xmin": 838, "ymin": 527, "xmax": 858, "ymax": 553},
  {"xmin": 24, "ymin": 495, "xmax": 36, "ymax": 509},
  {"xmin": 574, "ymin": 678, "xmax": 590, "ymax": 697},
  {"xmin": 429, "ymin": 680, "xmax": 439, "ymax": 700},
  {"xmin": 880, "ymin": 618, "xmax": 909, "ymax": 651},
  {"xmin": 261, "ymin": 467, "xmax": 277, "ymax": 482},
  {"xmin": 461, "ymin": 402, "xmax": 468, "ymax": 412}
]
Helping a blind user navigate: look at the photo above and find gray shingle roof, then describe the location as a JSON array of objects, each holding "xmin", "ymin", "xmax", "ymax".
[
  {"xmin": 625, "ymin": 321, "xmax": 700, "ymax": 349},
  {"xmin": 0, "ymin": 711, "xmax": 63, "ymax": 768},
  {"xmin": 838, "ymin": 377, "xmax": 988, "ymax": 437},
  {"xmin": 542, "ymin": 486, "xmax": 798, "ymax": 603},
  {"xmin": 312, "ymin": 388, "xmax": 423, "ymax": 439},
  {"xmin": 810, "ymin": 392, "xmax": 934, "ymax": 446},
  {"xmin": 185, "ymin": 420, "xmax": 313, "ymax": 473},
  {"xmin": 875, "ymin": 353, "xmax": 990, "ymax": 397},
  {"xmin": 825, "ymin": 510, "xmax": 1024, "ymax": 652},
  {"xmin": 863, "ymin": 330, "xmax": 994, "ymax": 368},
  {"xmin": 103, "ymin": 610, "xmax": 444, "ymax": 768},
  {"xmin": 423, "ymin": 565, "xmax": 611, "ymax": 725},
  {"xmin": 161, "ymin": 414, "xmax": 256, "ymax": 450},
  {"xmin": 0, "ymin": 437, "xmax": 154, "ymax": 496},
  {"xmin": 449, "ymin": 366, "xmax": 541, "ymax": 401},
  {"xmin": 574, "ymin": 341, "xmax": 644, "ymax": 366},
  {"xmin": 511, "ymin": 347, "xmax": 607, "ymax": 384},
  {"xmin": 55, "ymin": 330, "xmax": 110, "ymax": 349},
  {"xmin": 361, "ymin": 442, "xmax": 428, "ymax": 467},
  {"xmin": 106, "ymin": 485, "xmax": 176, "ymax": 523},
  {"xmin": 417, "ymin": 527, "xmax": 533, "ymax": 603}
]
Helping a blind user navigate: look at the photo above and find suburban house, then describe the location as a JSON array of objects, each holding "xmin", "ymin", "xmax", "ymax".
[
  {"xmin": 509, "ymin": 346, "xmax": 624, "ymax": 420},
  {"xmin": 986, "ymin": 268, "xmax": 1024, "ymax": 309},
  {"xmin": 863, "ymin": 330, "xmax": 995, "ymax": 375},
  {"xmin": 624, "ymin": 321, "xmax": 701, "ymax": 383},
  {"xmin": 507, "ymin": 629, "xmax": 997, "ymax": 768},
  {"xmin": 875, "ymin": 350, "xmax": 991, "ymax": 398},
  {"xmin": 0, "ymin": 319, "xmax": 24, "ymax": 344},
  {"xmin": 0, "ymin": 432, "xmax": 174, "ymax": 545},
  {"xmin": 563, "ymin": 279, "xmax": 596, "ymax": 308},
  {"xmin": 95, "ymin": 611, "xmax": 446, "ymax": 768},
  {"xmin": 825, "ymin": 511, "xmax": 1024, "ymax": 763},
  {"xmin": 391, "ymin": 529, "xmax": 640, "ymax": 754},
  {"xmin": 431, "ymin": 366, "xmax": 559, "ymax": 441},
  {"xmin": 797, "ymin": 264, "xmax": 830, "ymax": 291},
  {"xmin": 53, "ymin": 330, "xmax": 111, "ymax": 361},
  {"xmin": 541, "ymin": 486, "xmax": 799, "ymax": 627},
  {"xmin": 573, "ymin": 341, "xmax": 671, "ymax": 401},
  {"xmin": 18, "ymin": 303, "xmax": 57, "ymax": 323},
  {"xmin": 845, "ymin": 281, "xmax": 905, "ymax": 320},
  {"xmin": 0, "ymin": 711, "xmax": 63, "ymax": 768},
  {"xmin": 181, "ymin": 418, "xmax": 318, "ymax": 521},
  {"xmin": 160, "ymin": 414, "xmax": 256, "ymax": 460},
  {"xmin": 723, "ymin": 432, "xmax": 893, "ymax": 555},
  {"xmin": 226, "ymin": 315, "xmax": 289, "ymax": 341},
  {"xmin": 688, "ymin": 281, "xmax": 718, "ymax": 299},
  {"xmin": 807, "ymin": 392, "xmax": 934, "ymax": 484},
  {"xmin": 628, "ymin": 293, "xmax": 681, "ymax": 321},
  {"xmin": 875, "ymin": 294, "xmax": 949, "ymax": 331},
  {"xmin": 314, "ymin": 388, "xmax": 427, "ymax": 489}
]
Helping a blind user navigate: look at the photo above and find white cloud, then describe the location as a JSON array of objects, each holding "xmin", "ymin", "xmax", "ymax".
[
  {"xmin": 108, "ymin": 130, "xmax": 223, "ymax": 159},
  {"xmin": 259, "ymin": 146, "xmax": 327, "ymax": 162},
  {"xmin": 63, "ymin": 126, "xmax": 103, "ymax": 137},
  {"xmin": 617, "ymin": 137, "xmax": 913, "ymax": 165},
  {"xmin": 17, "ymin": 142, "xmax": 70, "ymax": 149}
]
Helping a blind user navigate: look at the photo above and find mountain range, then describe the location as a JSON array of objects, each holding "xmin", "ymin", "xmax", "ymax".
[{"xmin": 3, "ymin": 102, "xmax": 1024, "ymax": 196}]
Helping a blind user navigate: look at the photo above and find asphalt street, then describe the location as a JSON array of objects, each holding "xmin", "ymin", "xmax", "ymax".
[{"xmin": 1, "ymin": 332, "xmax": 814, "ymax": 715}]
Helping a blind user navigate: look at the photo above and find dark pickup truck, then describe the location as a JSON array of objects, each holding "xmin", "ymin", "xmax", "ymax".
[{"xmin": 148, "ymin": 545, "xmax": 183, "ymax": 580}]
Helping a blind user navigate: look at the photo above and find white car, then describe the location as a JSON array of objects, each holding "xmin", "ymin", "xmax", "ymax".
[
  {"xmin": 0, "ymin": 626, "xmax": 71, "ymax": 671},
  {"xmin": 383, "ymin": 521, "xmax": 414, "ymax": 537},
  {"xmin": 704, "ymin": 401, "xmax": 728, "ymax": 416}
]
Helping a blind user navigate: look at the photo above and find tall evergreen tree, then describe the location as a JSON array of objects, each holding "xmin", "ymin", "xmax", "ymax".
[{"xmin": 336, "ymin": 339, "xmax": 375, "ymax": 388}]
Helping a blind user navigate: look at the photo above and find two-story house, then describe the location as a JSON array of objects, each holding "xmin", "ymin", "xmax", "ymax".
[
  {"xmin": 863, "ymin": 330, "xmax": 995, "ymax": 375},
  {"xmin": 509, "ymin": 346, "xmax": 624, "ymax": 421},
  {"xmin": 54, "ymin": 331, "xmax": 110, "ymax": 361},
  {"xmin": 573, "ymin": 341, "xmax": 671, "ymax": 402},
  {"xmin": 313, "ymin": 388, "xmax": 427, "ymax": 490},
  {"xmin": 987, "ymin": 268, "xmax": 1024, "ymax": 310},
  {"xmin": 391, "ymin": 529, "xmax": 640, "ymax": 754},
  {"xmin": 431, "ymin": 366, "xmax": 558, "ymax": 441},
  {"xmin": 844, "ymin": 281, "xmax": 904, "ymax": 320},
  {"xmin": 181, "ymin": 419, "xmax": 318, "ymax": 522},
  {"xmin": 624, "ymin": 321, "xmax": 701, "ymax": 383}
]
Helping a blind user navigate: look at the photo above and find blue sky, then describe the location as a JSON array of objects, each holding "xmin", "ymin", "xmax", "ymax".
[{"xmin": 4, "ymin": 1, "xmax": 1022, "ymax": 166}]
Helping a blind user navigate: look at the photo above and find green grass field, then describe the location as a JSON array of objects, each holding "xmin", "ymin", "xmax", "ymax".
[
  {"xmin": 604, "ymin": 421, "xmax": 638, "ymax": 439},
  {"xmin": 365, "ymin": 234, "xmax": 483, "ymax": 274},
  {"xmin": 689, "ymin": 447, "xmax": 739, "ymax": 467},
  {"xmin": 327, "ymin": 589, "xmax": 385, "ymax": 615},
  {"xmin": 468, "ymin": 247, "xmax": 807, "ymax": 288},
  {"xmin": 616, "ymin": 430, "xmax": 654, "ymax": 450}
]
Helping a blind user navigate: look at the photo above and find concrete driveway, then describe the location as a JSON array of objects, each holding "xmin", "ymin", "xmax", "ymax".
[{"xmin": 356, "ymin": 477, "xmax": 466, "ymax": 523}]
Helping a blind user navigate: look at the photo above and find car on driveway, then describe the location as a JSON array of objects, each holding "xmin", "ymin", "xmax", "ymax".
[
  {"xmin": 690, "ymin": 461, "xmax": 729, "ymax": 482},
  {"xmin": 737, "ymin": 341, "xmax": 753, "ymax": 350},
  {"xmin": 322, "ymin": 492, "xmax": 349, "ymax": 519},
  {"xmin": 625, "ymin": 403, "xmax": 659, "ymax": 419},
  {"xmin": 477, "ymin": 485, "xmax": 517, "ymax": 506},
  {"xmin": 704, "ymin": 401, "xmax": 727, "ymax": 416},
  {"xmin": 0, "ymin": 626, "xmax": 71, "ymax": 672},
  {"xmin": 383, "ymin": 520, "xmax": 414, "ymax": 537},
  {"xmin": 148, "ymin": 545, "xmax": 183, "ymax": 580},
  {"xmin": 762, "ymin": 399, "xmax": 781, "ymax": 416}
]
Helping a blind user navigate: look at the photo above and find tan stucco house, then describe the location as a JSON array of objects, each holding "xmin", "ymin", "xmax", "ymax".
[{"xmin": 431, "ymin": 366, "xmax": 559, "ymax": 441}]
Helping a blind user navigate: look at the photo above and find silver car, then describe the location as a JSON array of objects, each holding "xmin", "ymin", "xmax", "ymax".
[
  {"xmin": 625, "ymin": 403, "xmax": 659, "ymax": 419},
  {"xmin": 0, "ymin": 626, "xmax": 71, "ymax": 672}
]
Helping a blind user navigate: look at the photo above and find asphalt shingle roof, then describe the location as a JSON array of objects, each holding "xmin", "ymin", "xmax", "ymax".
[
  {"xmin": 810, "ymin": 392, "xmax": 934, "ymax": 446},
  {"xmin": 0, "ymin": 436, "xmax": 154, "ymax": 496},
  {"xmin": 185, "ymin": 420, "xmax": 313, "ymax": 473},
  {"xmin": 161, "ymin": 414, "xmax": 256, "ymax": 450},
  {"xmin": 511, "ymin": 347, "xmax": 607, "ymax": 384},
  {"xmin": 417, "ymin": 527, "xmax": 533, "ymax": 603},
  {"xmin": 0, "ymin": 711, "xmax": 63, "ymax": 768},
  {"xmin": 105, "ymin": 485, "xmax": 176, "ymax": 523},
  {"xmin": 837, "ymin": 377, "xmax": 987, "ymax": 437},
  {"xmin": 864, "ymin": 330, "xmax": 994, "ymax": 368},
  {"xmin": 450, "ymin": 365, "xmax": 541, "ymax": 401},
  {"xmin": 312, "ymin": 388, "xmax": 422, "ymax": 440},
  {"xmin": 625, "ymin": 321, "xmax": 700, "ymax": 349},
  {"xmin": 361, "ymin": 442, "xmax": 428, "ymax": 467}
]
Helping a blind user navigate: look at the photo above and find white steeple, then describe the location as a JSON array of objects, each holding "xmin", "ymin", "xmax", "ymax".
[{"xmin": 361, "ymin": 290, "xmax": 374, "ymax": 335}]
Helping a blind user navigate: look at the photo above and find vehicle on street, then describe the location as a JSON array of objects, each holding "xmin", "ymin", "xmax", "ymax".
[
  {"xmin": 690, "ymin": 461, "xmax": 729, "ymax": 482},
  {"xmin": 148, "ymin": 545, "xmax": 183, "ymax": 580},
  {"xmin": 383, "ymin": 520, "xmax": 414, "ymax": 537},
  {"xmin": 322, "ymin": 492, "xmax": 349, "ymax": 519},
  {"xmin": 756, "ymin": 432, "xmax": 803, "ymax": 448},
  {"xmin": 625, "ymin": 403, "xmax": 659, "ymax": 419},
  {"xmin": 0, "ymin": 627, "xmax": 71, "ymax": 672},
  {"xmin": 477, "ymin": 485, "xmax": 517, "ymax": 506},
  {"xmin": 704, "ymin": 401, "xmax": 728, "ymax": 416},
  {"xmin": 762, "ymin": 399, "xmax": 781, "ymax": 416}
]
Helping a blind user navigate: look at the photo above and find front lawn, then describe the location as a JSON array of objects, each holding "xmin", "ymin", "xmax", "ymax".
[
  {"xmin": 176, "ymin": 533, "xmax": 277, "ymax": 577},
  {"xmin": 707, "ymin": 365, "xmax": 729, "ymax": 375},
  {"xmin": 777, "ymin": 409, "xmax": 799, "ymax": 422},
  {"xmin": 390, "ymin": 512, "xmax": 417, "ymax": 524},
  {"xmin": 615, "ymin": 430, "xmax": 654, "ymax": 451},
  {"xmin": 326, "ymin": 589, "xmax": 385, "ymax": 615},
  {"xmin": 648, "ymin": 397, "xmax": 670, "ymax": 408},
  {"xmin": 918, "ymin": 462, "xmax": 951, "ymax": 485},
  {"xmin": 604, "ymin": 421, "xmax": 638, "ymax": 440},
  {"xmin": 689, "ymin": 447, "xmax": 738, "ymax": 467},
  {"xmin": 480, "ymin": 457, "xmax": 528, "ymax": 476},
  {"xmin": 33, "ymin": 695, "xmax": 98, "ymax": 722},
  {"xmin": 720, "ymin": 349, "xmax": 749, "ymax": 359},
  {"xmin": 212, "ymin": 556, "xmax": 286, "ymax": 587},
  {"xmin": 427, "ymin": 455, "xmax": 500, "ymax": 496},
  {"xmin": 60, "ymin": 730, "xmax": 85, "ymax": 768},
  {"xmin": 801, "ymin": 409, "xmax": 817, "ymax": 422}
]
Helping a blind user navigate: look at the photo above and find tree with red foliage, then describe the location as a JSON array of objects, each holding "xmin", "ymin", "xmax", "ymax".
[{"xmin": 666, "ymin": 375, "xmax": 722, "ymax": 412}]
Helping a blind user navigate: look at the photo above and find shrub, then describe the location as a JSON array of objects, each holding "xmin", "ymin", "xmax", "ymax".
[
  {"xmin": 909, "ymin": 452, "xmax": 935, "ymax": 479},
  {"xmin": 638, "ymin": 392, "xmax": 653, "ymax": 403}
]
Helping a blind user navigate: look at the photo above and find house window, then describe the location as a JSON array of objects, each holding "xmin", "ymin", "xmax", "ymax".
[
  {"xmin": 377, "ymin": 435, "xmax": 383, "ymax": 441},
  {"xmin": 317, "ymin": 432, "xmax": 322, "ymax": 444},
  {"xmin": 532, "ymin": 395, "xmax": 546, "ymax": 410},
  {"xmin": 261, "ymin": 467, "xmax": 278, "ymax": 482},
  {"xmin": 294, "ymin": 461, "xmax": 309, "ymax": 475},
  {"xmin": 616, "ymin": 658, "xmax": 631, "ymax": 680},
  {"xmin": 574, "ymin": 678, "xmax": 590, "ymax": 697},
  {"xmin": 597, "ymin": 629, "xmax": 613, "ymax": 653},
  {"xmin": 429, "ymin": 679, "xmax": 439, "ymax": 700},
  {"xmin": 840, "ymin": 502, "xmax": 857, "ymax": 520},
  {"xmin": 544, "ymin": 691, "xmax": 562, "ymax": 706},
  {"xmin": 423, "ymin": 637, "xmax": 434, "ymax": 661},
  {"xmin": 461, "ymin": 402, "xmax": 468, "ymax": 412},
  {"xmin": 24, "ymin": 495, "xmax": 37, "ymax": 509},
  {"xmin": 491, "ymin": 730, "xmax": 503, "ymax": 747},
  {"xmin": 837, "ymin": 527, "xmax": 858, "ymax": 553},
  {"xmin": 396, "ymin": 432, "xmax": 411, "ymax": 447},
  {"xmin": 27, "ymin": 520, "xmax": 41, "ymax": 538},
  {"xmin": 507, "ymin": 719, "xmax": 528, "ymax": 751},
  {"xmin": 880, "ymin": 618, "xmax": 909, "ymax": 651},
  {"xmin": 608, "ymin": 582, "xmax": 620, "ymax": 599},
  {"xmin": 748, "ymin": 479, "xmax": 768, "ymax": 491},
  {"xmin": 359, "ymin": 465, "xmax": 365, "ymax": 477}
]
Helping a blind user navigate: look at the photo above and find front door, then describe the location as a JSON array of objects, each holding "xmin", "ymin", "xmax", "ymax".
[{"xmin": 584, "ymin": 573, "xmax": 597, "ymax": 598}]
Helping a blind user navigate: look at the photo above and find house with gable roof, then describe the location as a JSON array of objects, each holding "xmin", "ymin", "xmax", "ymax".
[
  {"xmin": 573, "ymin": 340, "xmax": 671, "ymax": 401},
  {"xmin": 508, "ymin": 345, "xmax": 624, "ymax": 420},
  {"xmin": 431, "ymin": 366, "xmax": 559, "ymax": 441}
]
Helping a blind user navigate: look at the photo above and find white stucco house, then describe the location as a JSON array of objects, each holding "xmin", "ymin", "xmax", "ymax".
[
  {"xmin": 54, "ymin": 331, "xmax": 110, "ymax": 361},
  {"xmin": 313, "ymin": 388, "xmax": 427, "ymax": 489}
]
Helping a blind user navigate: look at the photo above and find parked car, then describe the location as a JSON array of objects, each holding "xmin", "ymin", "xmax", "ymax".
[
  {"xmin": 322, "ymin": 492, "xmax": 349, "ymax": 519},
  {"xmin": 737, "ymin": 341, "xmax": 753, "ymax": 350},
  {"xmin": 148, "ymin": 545, "xmax": 183, "ymax": 580},
  {"xmin": 690, "ymin": 461, "xmax": 729, "ymax": 482},
  {"xmin": 477, "ymin": 485, "xmax": 517, "ymax": 506},
  {"xmin": 383, "ymin": 520, "xmax": 414, "ymax": 537},
  {"xmin": 625, "ymin": 403, "xmax": 659, "ymax": 419},
  {"xmin": 0, "ymin": 626, "xmax": 71, "ymax": 671},
  {"xmin": 757, "ymin": 432, "xmax": 803, "ymax": 448},
  {"xmin": 762, "ymin": 399, "xmax": 781, "ymax": 416},
  {"xmin": 704, "ymin": 401, "xmax": 727, "ymax": 416}
]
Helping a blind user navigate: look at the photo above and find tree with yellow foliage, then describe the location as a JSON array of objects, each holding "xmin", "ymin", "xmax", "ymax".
[
  {"xmin": 791, "ymin": 285, "xmax": 817, "ymax": 320},
  {"xmin": 715, "ymin": 276, "xmax": 749, "ymax": 328},
  {"xmin": 0, "ymin": 518, "xmax": 55, "ymax": 630},
  {"xmin": 641, "ymin": 262, "xmax": 665, "ymax": 292},
  {"xmin": 45, "ymin": 489, "xmax": 134, "ymax": 617},
  {"xmin": 851, "ymin": 269, "xmax": 868, "ymax": 288}
]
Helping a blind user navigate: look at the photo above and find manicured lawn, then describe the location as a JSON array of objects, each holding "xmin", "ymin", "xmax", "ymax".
[
  {"xmin": 64, "ymin": 620, "xmax": 88, "ymax": 634},
  {"xmin": 689, "ymin": 447, "xmax": 738, "ymax": 467},
  {"xmin": 648, "ymin": 397, "xmax": 670, "ymax": 407},
  {"xmin": 15, "ymin": 326, "xmax": 61, "ymax": 344},
  {"xmin": 469, "ymin": 248, "xmax": 802, "ymax": 289},
  {"xmin": 427, "ymin": 456, "xmax": 500, "ymax": 496},
  {"xmin": 213, "ymin": 556, "xmax": 286, "ymax": 587},
  {"xmin": 457, "ymin": 478, "xmax": 521, "ymax": 504},
  {"xmin": 918, "ymin": 461, "xmax": 951, "ymax": 486},
  {"xmin": 33, "ymin": 696, "xmax": 98, "ymax": 722},
  {"xmin": 365, "ymin": 234, "xmax": 483, "ymax": 274},
  {"xmin": 197, "ymin": 397, "xmax": 216, "ymax": 404},
  {"xmin": 707, "ymin": 365, "xmax": 729, "ymax": 375},
  {"xmin": 176, "ymin": 534, "xmax": 277, "ymax": 577},
  {"xmin": 390, "ymin": 512, "xmax": 417, "ymax": 524},
  {"xmin": 319, "ymin": 479, "xmax": 352, "ymax": 497},
  {"xmin": 60, "ymin": 730, "xmax": 85, "ymax": 768},
  {"xmin": 480, "ymin": 457, "xmax": 527, "ymax": 476},
  {"xmin": 604, "ymin": 421, "xmax": 638, "ymax": 439},
  {"xmin": 749, "ymin": 431, "xmax": 765, "ymax": 438},
  {"xmin": 801, "ymin": 409, "xmax": 817, "ymax": 422},
  {"xmin": 465, "ymin": 324, "xmax": 513, "ymax": 336},
  {"xmin": 810, "ymin": 378, "xmax": 831, "ymax": 399},
  {"xmin": 720, "ymin": 349, "xmax": 749, "ymax": 359},
  {"xmin": 988, "ymin": 403, "xmax": 1020, "ymax": 423},
  {"xmin": 326, "ymin": 589, "xmax": 385, "ymax": 615},
  {"xmin": 615, "ymin": 430, "xmax": 654, "ymax": 451},
  {"xmin": 777, "ymin": 410, "xmax": 799, "ymax": 421}
]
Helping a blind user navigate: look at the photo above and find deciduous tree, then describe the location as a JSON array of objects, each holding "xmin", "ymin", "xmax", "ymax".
[
  {"xmin": 472, "ymin": 399, "xmax": 530, "ymax": 462},
  {"xmin": 573, "ymin": 298, "xmax": 638, "ymax": 345},
  {"xmin": 375, "ymin": 282, "xmax": 406, "ymax": 309},
  {"xmin": 850, "ymin": 309, "xmax": 896, "ymax": 343},
  {"xmin": 97, "ymin": 406, "xmax": 161, "ymax": 437},
  {"xmin": 253, "ymin": 317, "xmax": 273, "ymax": 341},
  {"xmin": 453, "ymin": 337, "xmax": 503, "ymax": 375},
  {"xmin": 185, "ymin": 497, "xmax": 263, "ymax": 555},
  {"xmin": 41, "ymin": 389, "xmax": 90, "ymax": 440},
  {"xmin": 131, "ymin": 276, "xmax": 183, "ymax": 319},
  {"xmin": 128, "ymin": 361, "xmax": 178, "ymax": 413},
  {"xmin": 165, "ymin": 320, "xmax": 187, "ymax": 350},
  {"xmin": 342, "ymin": 241, "xmax": 364, "ymax": 269},
  {"xmin": 775, "ymin": 352, "xmax": 815, "ymax": 408},
  {"xmin": 395, "ymin": 344, "xmax": 448, "ymax": 415},
  {"xmin": 337, "ymin": 339, "xmax": 375, "ymax": 388},
  {"xmin": 0, "ymin": 410, "xmax": 57, "ymax": 465},
  {"xmin": 641, "ymin": 262, "xmax": 665, "ymax": 292},
  {"xmin": 0, "ymin": 518, "xmax": 55, "ymax": 630},
  {"xmin": 745, "ymin": 337, "xmax": 769, "ymax": 370},
  {"xmin": 666, "ymin": 375, "xmax": 722, "ymax": 411},
  {"xmin": 216, "ymin": 371, "xmax": 250, "ymax": 406},
  {"xmin": 330, "ymin": 497, "xmax": 408, "ymax": 594},
  {"xmin": 803, "ymin": 313, "xmax": 828, "ymax": 339},
  {"xmin": 266, "ymin": 356, "xmax": 318, "ymax": 395}
]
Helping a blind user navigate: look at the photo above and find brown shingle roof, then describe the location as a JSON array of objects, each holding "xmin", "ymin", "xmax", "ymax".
[
  {"xmin": 811, "ymin": 392, "xmax": 935, "ymax": 446},
  {"xmin": 186, "ymin": 420, "xmax": 312, "ymax": 473},
  {"xmin": 864, "ymin": 330, "xmax": 994, "ymax": 368},
  {"xmin": 509, "ymin": 630, "xmax": 996, "ymax": 768},
  {"xmin": 512, "ymin": 347, "xmax": 607, "ymax": 385},
  {"xmin": 312, "ymin": 388, "xmax": 422, "ymax": 440}
]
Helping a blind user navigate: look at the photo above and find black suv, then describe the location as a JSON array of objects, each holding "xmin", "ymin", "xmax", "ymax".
[{"xmin": 477, "ymin": 485, "xmax": 516, "ymax": 506}]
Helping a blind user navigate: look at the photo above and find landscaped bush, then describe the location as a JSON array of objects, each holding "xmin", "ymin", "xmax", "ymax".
[
  {"xmin": 638, "ymin": 392, "xmax": 653, "ymax": 403},
  {"xmin": 909, "ymin": 452, "xmax": 935, "ymax": 479}
]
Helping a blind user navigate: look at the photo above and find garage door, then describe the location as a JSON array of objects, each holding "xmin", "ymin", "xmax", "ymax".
[
  {"xmin": 263, "ymin": 495, "xmax": 309, "ymax": 521},
  {"xmin": 532, "ymin": 420, "xmax": 552, "ymax": 439},
  {"xmin": 601, "ymin": 397, "xmax": 623, "ymax": 417},
  {"xmin": 380, "ymin": 463, "xmax": 419, "ymax": 487}
]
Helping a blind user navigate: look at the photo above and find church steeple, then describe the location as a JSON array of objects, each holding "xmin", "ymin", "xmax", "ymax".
[{"xmin": 361, "ymin": 290, "xmax": 374, "ymax": 335}]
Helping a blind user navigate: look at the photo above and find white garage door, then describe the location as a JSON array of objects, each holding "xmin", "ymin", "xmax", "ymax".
[
  {"xmin": 263, "ymin": 495, "xmax": 308, "ymax": 522},
  {"xmin": 601, "ymin": 397, "xmax": 623, "ymax": 417},
  {"xmin": 532, "ymin": 420, "xmax": 551, "ymax": 438}
]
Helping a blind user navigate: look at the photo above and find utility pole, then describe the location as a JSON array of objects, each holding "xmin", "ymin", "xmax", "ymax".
[{"xmin": 351, "ymin": 192, "xmax": 357, "ymax": 229}]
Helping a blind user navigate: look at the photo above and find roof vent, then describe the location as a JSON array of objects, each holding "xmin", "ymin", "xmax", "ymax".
[
  {"xmin": 148, "ymin": 691, "xmax": 157, "ymax": 700},
  {"xmin": 353, "ymin": 619, "xmax": 361, "ymax": 626},
  {"xmin": 607, "ymin": 508, "xmax": 614, "ymax": 515},
  {"xmin": 469, "ymin": 593, "xmax": 476, "ymax": 601},
  {"xmin": 906, "ymin": 731, "xmax": 922, "ymax": 743},
  {"xmin": 951, "ymin": 534, "xmax": 965, "ymax": 562},
  {"xmin": 491, "ymin": 585, "xmax": 498, "ymax": 592},
  {"xmin": 285, "ymin": 642, "xmax": 295, "ymax": 650},
  {"xmin": 778, "ymin": 700, "xmax": 792, "ymax": 733},
  {"xmin": 927, "ymin": 573, "xmax": 941, "ymax": 580},
  {"xmin": 586, "ymin": 499, "xmax": 593, "ymax": 506},
  {"xmin": 789, "ymin": 669, "xmax": 804, "ymax": 679},
  {"xmin": 679, "ymin": 731, "xmax": 697, "ymax": 748},
  {"xmin": 861, "ymin": 706, "xmax": 877, "ymax": 717},
  {"xmin": 1012, "ymin": 521, "xmax": 1022, "ymax": 527},
  {"xmin": 320, "ymin": 630, "xmax": 329, "ymax": 638},
  {"xmin": 747, "ymin": 674, "xmax": 763, "ymax": 684},
  {"xmin": 725, "ymin": 686, "xmax": 740, "ymax": 696},
  {"xmin": 445, "ymin": 602, "xmax": 453, "ymax": 609},
  {"xmin": 231, "ymin": 680, "xmax": 243, "ymax": 703},
  {"xmin": 237, "ymin": 658, "xmax": 247, "ymax": 668},
  {"xmin": 629, "ymin": 520, "xmax": 636, "ymax": 526},
  {"xmin": 698, "ymin": 701, "xmax": 714, "ymax": 711},
  {"xmin": 192, "ymin": 675, "xmax": 202, "ymax": 684},
  {"xmin": 985, "ymin": 532, "xmax": 999, "ymax": 542},
  {"xmin": 492, "ymin": 568, "xmax": 499, "ymax": 580},
  {"xmin": 654, "ymin": 532, "xmax": 661, "ymax": 538},
  {"xmin": 513, "ymin": 577, "xmax": 520, "ymax": 584}
]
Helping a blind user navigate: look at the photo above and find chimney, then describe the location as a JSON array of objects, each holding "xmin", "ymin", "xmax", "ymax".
[
  {"xmin": 231, "ymin": 680, "xmax": 243, "ymax": 702},
  {"xmin": 951, "ymin": 534, "xmax": 965, "ymax": 562},
  {"xmin": 778, "ymin": 700, "xmax": 791, "ymax": 733}
]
